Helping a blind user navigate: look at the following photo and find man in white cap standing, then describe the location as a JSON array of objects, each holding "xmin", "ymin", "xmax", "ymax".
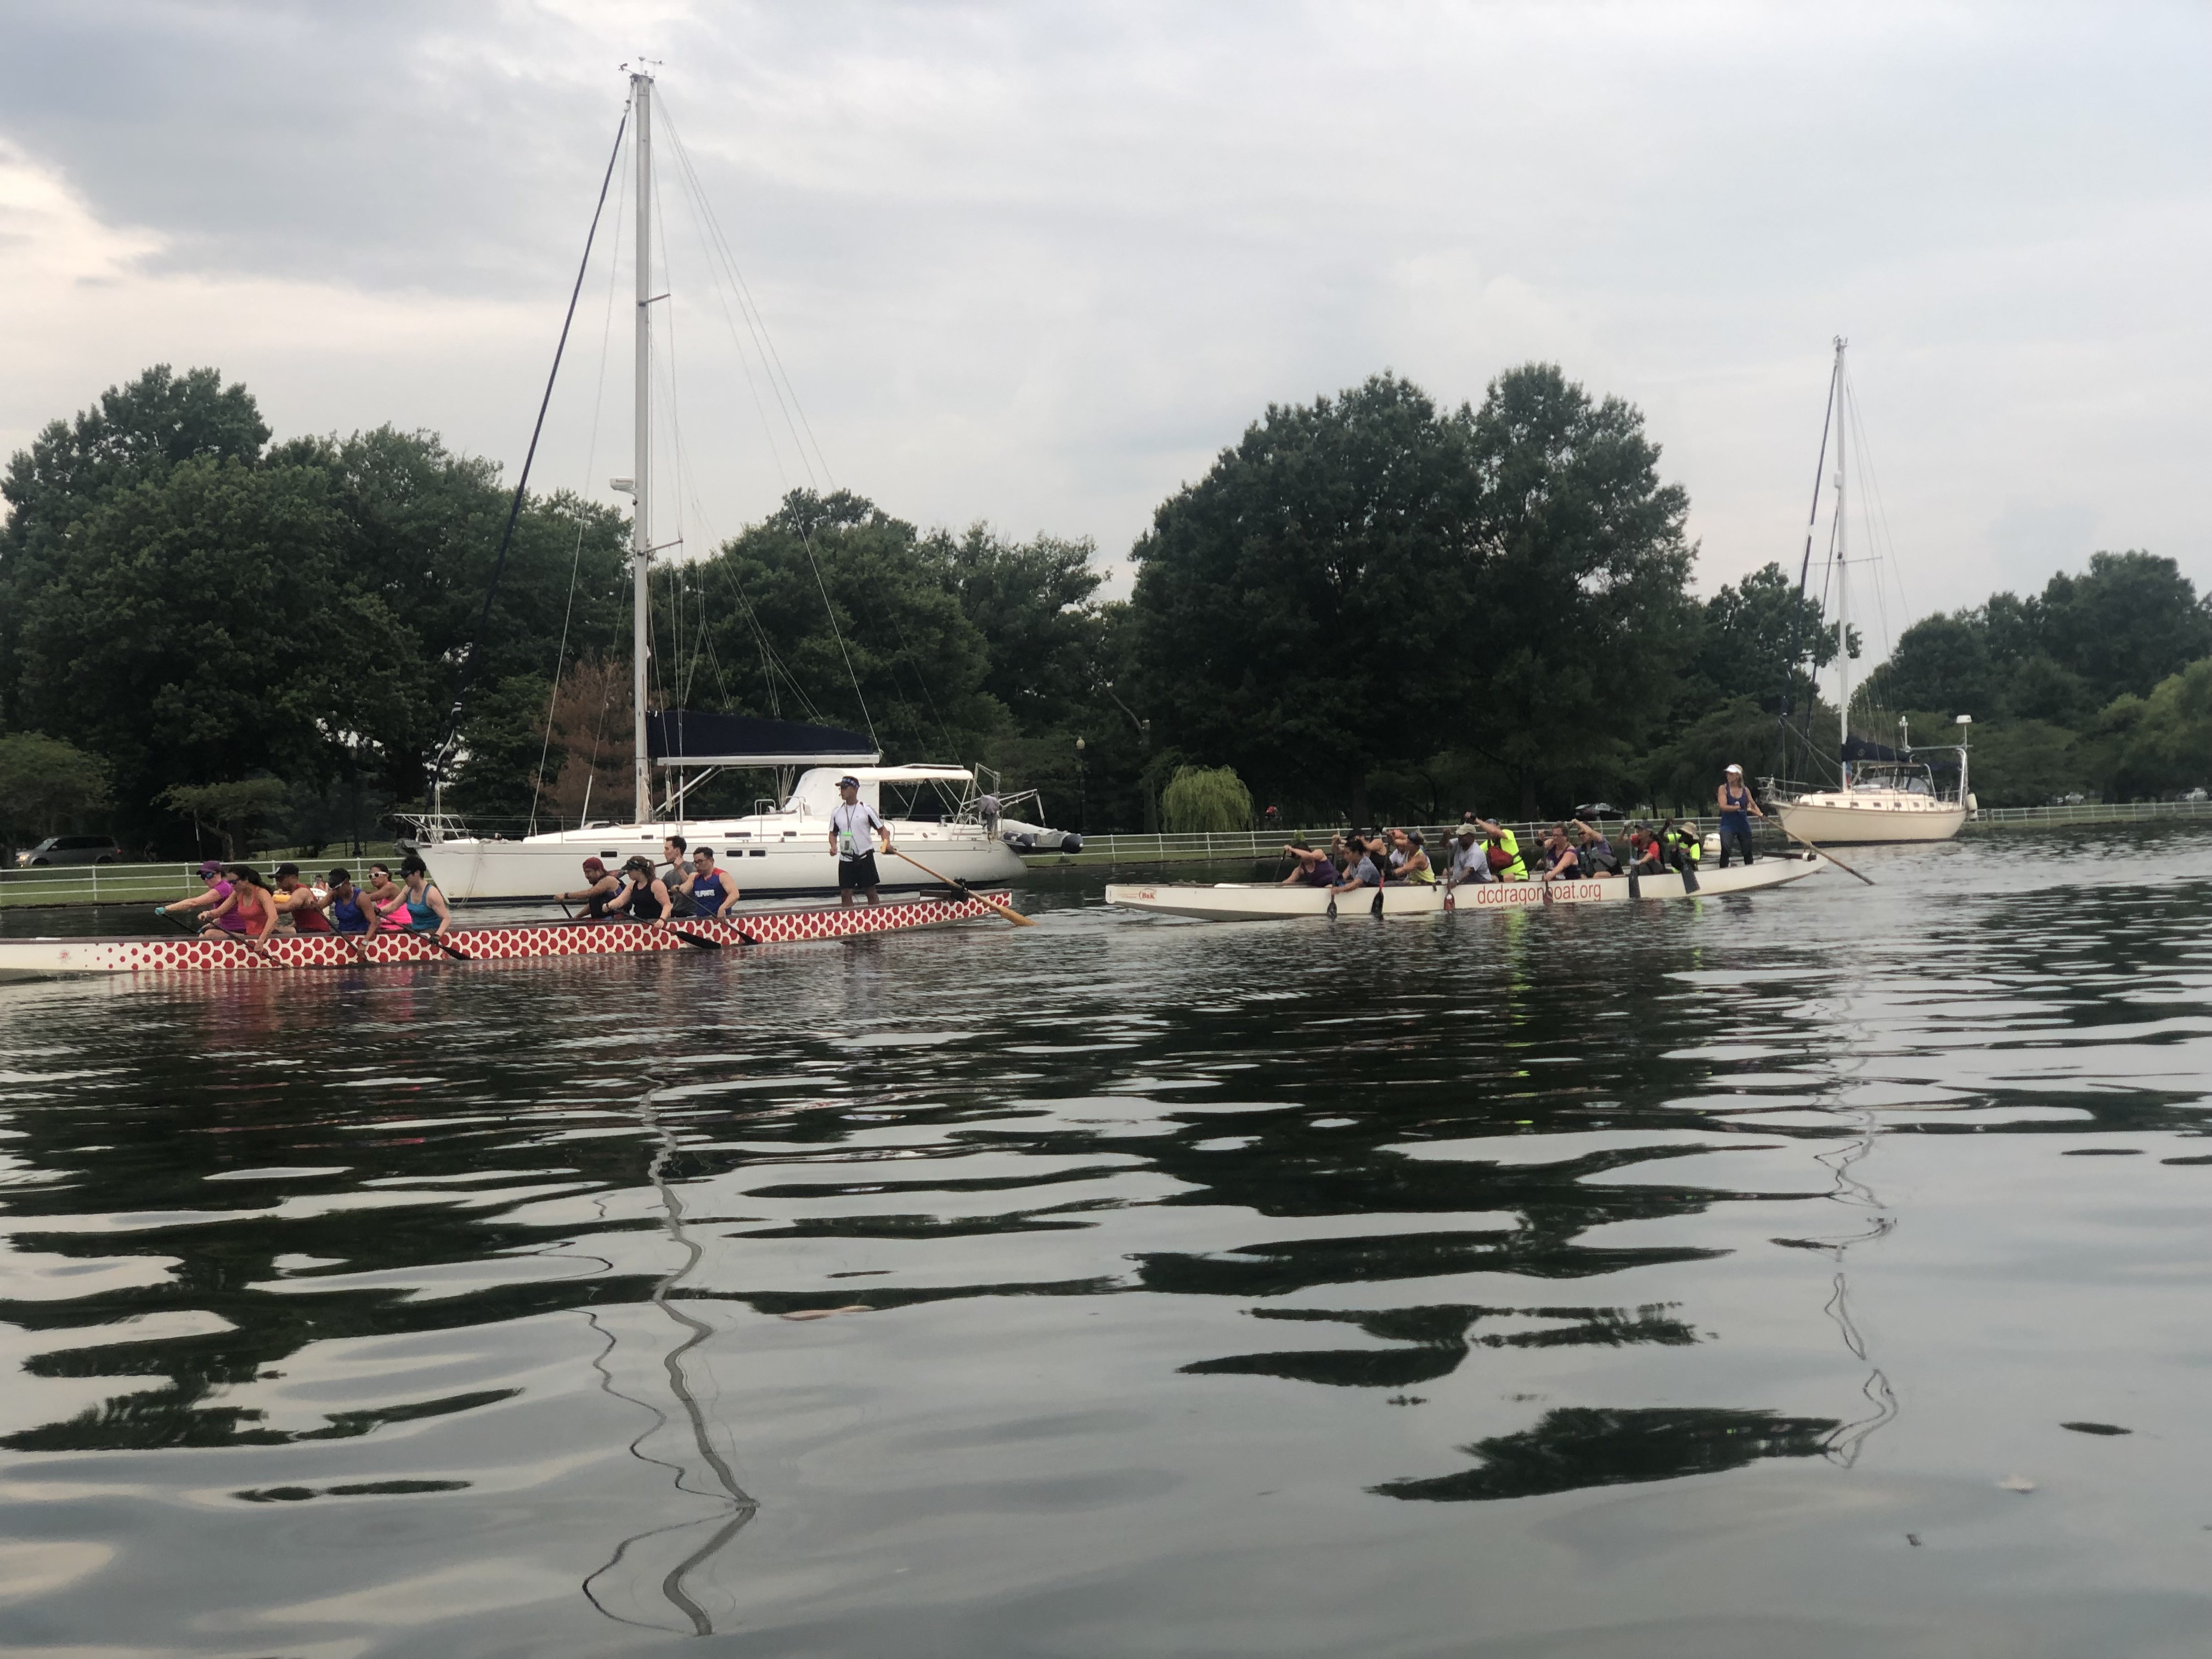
[
  {"xmin": 828, "ymin": 775, "xmax": 895, "ymax": 904},
  {"xmin": 1715, "ymin": 764, "xmax": 1763, "ymax": 867}
]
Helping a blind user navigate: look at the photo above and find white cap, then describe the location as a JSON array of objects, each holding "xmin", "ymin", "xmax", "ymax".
[{"xmin": 1725, "ymin": 763, "xmax": 1743, "ymax": 774}]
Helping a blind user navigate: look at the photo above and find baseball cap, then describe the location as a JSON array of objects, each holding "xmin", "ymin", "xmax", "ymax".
[
  {"xmin": 582, "ymin": 856, "xmax": 606, "ymax": 874},
  {"xmin": 197, "ymin": 860, "xmax": 222, "ymax": 878},
  {"xmin": 837, "ymin": 775, "xmax": 860, "ymax": 788}
]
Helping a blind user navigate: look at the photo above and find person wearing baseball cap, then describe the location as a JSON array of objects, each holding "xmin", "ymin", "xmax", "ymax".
[
  {"xmin": 829, "ymin": 775, "xmax": 895, "ymax": 904},
  {"xmin": 558, "ymin": 855, "xmax": 623, "ymax": 918},
  {"xmin": 157, "ymin": 861, "xmax": 236, "ymax": 931},
  {"xmin": 1716, "ymin": 764, "xmax": 1764, "ymax": 868}
]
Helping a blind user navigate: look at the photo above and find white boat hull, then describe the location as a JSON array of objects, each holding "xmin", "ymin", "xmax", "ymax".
[
  {"xmin": 1105, "ymin": 857, "xmax": 1824, "ymax": 921},
  {"xmin": 419, "ymin": 821, "xmax": 1024, "ymax": 902},
  {"xmin": 1775, "ymin": 794, "xmax": 1964, "ymax": 846}
]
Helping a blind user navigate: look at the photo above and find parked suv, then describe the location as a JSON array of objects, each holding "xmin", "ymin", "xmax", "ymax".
[{"xmin": 14, "ymin": 835, "xmax": 123, "ymax": 867}]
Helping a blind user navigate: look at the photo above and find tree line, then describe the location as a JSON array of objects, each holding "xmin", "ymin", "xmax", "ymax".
[{"xmin": 3, "ymin": 360, "xmax": 2204, "ymax": 856}]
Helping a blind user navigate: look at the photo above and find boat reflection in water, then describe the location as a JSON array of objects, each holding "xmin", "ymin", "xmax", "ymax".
[{"xmin": 582, "ymin": 1084, "xmax": 757, "ymax": 1637}]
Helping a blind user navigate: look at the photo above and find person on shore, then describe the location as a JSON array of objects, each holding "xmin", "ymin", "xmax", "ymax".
[
  {"xmin": 1279, "ymin": 839, "xmax": 1339, "ymax": 887},
  {"xmin": 680, "ymin": 846, "xmax": 739, "ymax": 918},
  {"xmin": 605, "ymin": 855, "xmax": 675, "ymax": 924},
  {"xmin": 1472, "ymin": 818, "xmax": 1528, "ymax": 882},
  {"xmin": 158, "ymin": 862, "xmax": 238, "ymax": 932},
  {"xmin": 829, "ymin": 775, "xmax": 894, "ymax": 905},
  {"xmin": 325, "ymin": 868, "xmax": 371, "ymax": 934},
  {"xmin": 1391, "ymin": 828, "xmax": 1438, "ymax": 884},
  {"xmin": 363, "ymin": 864, "xmax": 411, "ymax": 932},
  {"xmin": 560, "ymin": 857, "xmax": 623, "ymax": 917},
  {"xmin": 392, "ymin": 856, "xmax": 453, "ymax": 935},
  {"xmin": 658, "ymin": 835, "xmax": 697, "ymax": 917},
  {"xmin": 1444, "ymin": 823, "xmax": 1493, "ymax": 889},
  {"xmin": 1717, "ymin": 765, "xmax": 1763, "ymax": 867},
  {"xmin": 272, "ymin": 864, "xmax": 332, "ymax": 932}
]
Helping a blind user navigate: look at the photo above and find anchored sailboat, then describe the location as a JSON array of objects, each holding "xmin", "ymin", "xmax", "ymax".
[
  {"xmin": 1770, "ymin": 340, "xmax": 1972, "ymax": 847},
  {"xmin": 411, "ymin": 69, "xmax": 1050, "ymax": 901}
]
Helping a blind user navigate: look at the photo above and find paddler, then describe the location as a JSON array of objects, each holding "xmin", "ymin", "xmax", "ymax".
[
  {"xmin": 324, "ymin": 868, "xmax": 373, "ymax": 934},
  {"xmin": 271, "ymin": 864, "xmax": 331, "ymax": 932},
  {"xmin": 678, "ymin": 846, "xmax": 739, "ymax": 917},
  {"xmin": 1329, "ymin": 837, "xmax": 1382, "ymax": 896},
  {"xmin": 1626, "ymin": 824, "xmax": 1667, "ymax": 877},
  {"xmin": 392, "ymin": 856, "xmax": 454, "ymax": 935},
  {"xmin": 1389, "ymin": 828, "xmax": 1438, "ymax": 883},
  {"xmin": 1278, "ymin": 839, "xmax": 1339, "ymax": 887},
  {"xmin": 658, "ymin": 834, "xmax": 697, "ymax": 917},
  {"xmin": 560, "ymin": 857, "xmax": 623, "ymax": 917},
  {"xmin": 605, "ymin": 854, "xmax": 675, "ymax": 925},
  {"xmin": 157, "ymin": 861, "xmax": 240, "ymax": 932},
  {"xmin": 201, "ymin": 864, "xmax": 280, "ymax": 940},
  {"xmin": 1660, "ymin": 817, "xmax": 1702, "ymax": 876},
  {"xmin": 829, "ymin": 775, "xmax": 894, "ymax": 905},
  {"xmin": 1472, "ymin": 817, "xmax": 1528, "ymax": 881},
  {"xmin": 1443, "ymin": 822, "xmax": 1493, "ymax": 889}
]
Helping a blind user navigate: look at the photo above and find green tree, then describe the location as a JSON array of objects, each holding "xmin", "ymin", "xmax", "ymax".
[
  {"xmin": 1458, "ymin": 364, "xmax": 1698, "ymax": 817},
  {"xmin": 2113, "ymin": 658, "xmax": 2212, "ymax": 798},
  {"xmin": 679, "ymin": 490, "xmax": 1008, "ymax": 762},
  {"xmin": 1, "ymin": 366, "xmax": 269, "ymax": 730},
  {"xmin": 2039, "ymin": 551, "xmax": 2212, "ymax": 705},
  {"xmin": 16, "ymin": 455, "xmax": 419, "ymax": 848},
  {"xmin": 1695, "ymin": 562, "xmax": 1833, "ymax": 704},
  {"xmin": 159, "ymin": 777, "xmax": 291, "ymax": 858},
  {"xmin": 1130, "ymin": 373, "xmax": 1481, "ymax": 823},
  {"xmin": 1160, "ymin": 764, "xmax": 1254, "ymax": 832},
  {"xmin": 0, "ymin": 733, "xmax": 114, "ymax": 850},
  {"xmin": 939, "ymin": 526, "xmax": 1108, "ymax": 736}
]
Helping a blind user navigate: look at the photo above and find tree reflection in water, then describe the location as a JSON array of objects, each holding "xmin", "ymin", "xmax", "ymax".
[{"xmin": 1375, "ymin": 1405, "xmax": 1842, "ymax": 1502}]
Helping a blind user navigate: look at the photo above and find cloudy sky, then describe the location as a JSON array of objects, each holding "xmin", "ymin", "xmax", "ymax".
[{"xmin": 3, "ymin": 1, "xmax": 2207, "ymax": 648}]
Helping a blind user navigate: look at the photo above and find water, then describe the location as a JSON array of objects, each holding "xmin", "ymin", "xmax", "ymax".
[{"xmin": 5, "ymin": 828, "xmax": 2212, "ymax": 1656}]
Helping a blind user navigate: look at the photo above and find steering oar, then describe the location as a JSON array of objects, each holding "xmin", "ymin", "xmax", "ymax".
[{"xmin": 889, "ymin": 849, "xmax": 1036, "ymax": 927}]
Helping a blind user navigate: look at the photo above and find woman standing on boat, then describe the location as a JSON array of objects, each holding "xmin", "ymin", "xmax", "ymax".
[
  {"xmin": 393, "ymin": 856, "xmax": 454, "ymax": 935},
  {"xmin": 1716, "ymin": 765, "xmax": 1763, "ymax": 867}
]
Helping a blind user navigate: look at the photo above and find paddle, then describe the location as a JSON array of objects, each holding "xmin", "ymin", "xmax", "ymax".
[
  {"xmin": 1776, "ymin": 825, "xmax": 1876, "ymax": 887},
  {"xmin": 889, "ymin": 850, "xmax": 1037, "ymax": 927}
]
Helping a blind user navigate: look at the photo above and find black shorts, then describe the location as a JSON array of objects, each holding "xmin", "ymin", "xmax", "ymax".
[{"xmin": 839, "ymin": 852, "xmax": 881, "ymax": 889}]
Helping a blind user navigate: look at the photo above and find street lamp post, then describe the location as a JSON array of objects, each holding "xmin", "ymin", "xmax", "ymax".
[{"xmin": 1075, "ymin": 736, "xmax": 1087, "ymax": 834}]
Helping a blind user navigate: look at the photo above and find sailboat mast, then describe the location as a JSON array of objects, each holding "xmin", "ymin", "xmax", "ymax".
[
  {"xmin": 631, "ymin": 70, "xmax": 654, "ymax": 825},
  {"xmin": 1832, "ymin": 336, "xmax": 1849, "ymax": 777}
]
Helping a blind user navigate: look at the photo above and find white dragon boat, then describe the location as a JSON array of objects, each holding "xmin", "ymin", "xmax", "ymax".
[
  {"xmin": 0, "ymin": 890, "xmax": 1012, "ymax": 981},
  {"xmin": 1105, "ymin": 856, "xmax": 1823, "ymax": 921}
]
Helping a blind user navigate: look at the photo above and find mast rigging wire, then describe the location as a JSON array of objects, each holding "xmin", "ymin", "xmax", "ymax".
[{"xmin": 429, "ymin": 99, "xmax": 631, "ymax": 801}]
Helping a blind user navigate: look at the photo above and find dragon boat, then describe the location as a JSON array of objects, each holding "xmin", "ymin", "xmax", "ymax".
[
  {"xmin": 1104, "ymin": 856, "xmax": 1824, "ymax": 921},
  {"xmin": 0, "ymin": 890, "xmax": 1013, "ymax": 981}
]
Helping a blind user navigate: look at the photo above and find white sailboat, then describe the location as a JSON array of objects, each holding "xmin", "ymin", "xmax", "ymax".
[
  {"xmin": 1771, "ymin": 340, "xmax": 1971, "ymax": 848},
  {"xmin": 413, "ymin": 70, "xmax": 1040, "ymax": 902}
]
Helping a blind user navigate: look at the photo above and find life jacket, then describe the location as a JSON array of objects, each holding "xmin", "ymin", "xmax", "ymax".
[{"xmin": 1485, "ymin": 830, "xmax": 1527, "ymax": 880}]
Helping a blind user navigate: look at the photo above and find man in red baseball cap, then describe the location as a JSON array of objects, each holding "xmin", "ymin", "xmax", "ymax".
[{"xmin": 558, "ymin": 856, "xmax": 623, "ymax": 918}]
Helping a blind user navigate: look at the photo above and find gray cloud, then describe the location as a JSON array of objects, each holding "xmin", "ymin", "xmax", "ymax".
[{"xmin": 2, "ymin": 0, "xmax": 2208, "ymax": 627}]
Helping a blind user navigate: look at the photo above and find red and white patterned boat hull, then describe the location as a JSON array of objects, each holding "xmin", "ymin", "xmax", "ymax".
[{"xmin": 0, "ymin": 892, "xmax": 1013, "ymax": 979}]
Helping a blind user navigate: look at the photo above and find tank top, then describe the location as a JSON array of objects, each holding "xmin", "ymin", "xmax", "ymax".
[
  {"xmin": 689, "ymin": 868, "xmax": 729, "ymax": 913},
  {"xmin": 330, "ymin": 892, "xmax": 369, "ymax": 933},
  {"xmin": 1721, "ymin": 784, "xmax": 1751, "ymax": 830},
  {"xmin": 401, "ymin": 887, "xmax": 442, "ymax": 930}
]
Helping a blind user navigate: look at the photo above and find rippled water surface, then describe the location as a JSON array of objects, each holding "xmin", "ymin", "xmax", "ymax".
[{"xmin": 7, "ymin": 828, "xmax": 2212, "ymax": 1656}]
